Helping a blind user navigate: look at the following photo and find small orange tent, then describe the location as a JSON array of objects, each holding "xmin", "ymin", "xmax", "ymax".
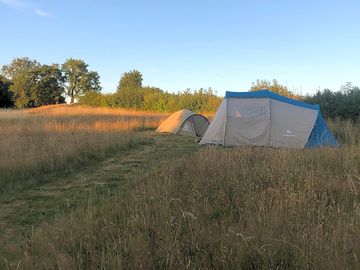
[{"xmin": 156, "ymin": 109, "xmax": 209, "ymax": 137}]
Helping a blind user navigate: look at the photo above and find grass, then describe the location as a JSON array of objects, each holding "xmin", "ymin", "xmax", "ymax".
[
  {"xmin": 0, "ymin": 106, "xmax": 200, "ymax": 269},
  {"xmin": 1, "ymin": 106, "xmax": 359, "ymax": 269},
  {"xmin": 8, "ymin": 140, "xmax": 360, "ymax": 269},
  {"xmin": 0, "ymin": 105, "xmax": 167, "ymax": 195}
]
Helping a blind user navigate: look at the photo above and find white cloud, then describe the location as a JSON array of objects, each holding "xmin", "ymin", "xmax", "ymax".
[
  {"xmin": 1, "ymin": 0, "xmax": 52, "ymax": 17},
  {"xmin": 34, "ymin": 8, "xmax": 51, "ymax": 17},
  {"xmin": 0, "ymin": 0, "xmax": 27, "ymax": 9}
]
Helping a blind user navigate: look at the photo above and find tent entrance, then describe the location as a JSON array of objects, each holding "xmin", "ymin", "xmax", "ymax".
[
  {"xmin": 225, "ymin": 98, "xmax": 270, "ymax": 146},
  {"xmin": 178, "ymin": 115, "xmax": 210, "ymax": 137},
  {"xmin": 178, "ymin": 118, "xmax": 196, "ymax": 136}
]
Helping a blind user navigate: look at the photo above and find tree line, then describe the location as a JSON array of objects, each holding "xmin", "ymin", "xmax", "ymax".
[
  {"xmin": 79, "ymin": 70, "xmax": 222, "ymax": 113},
  {"xmin": 304, "ymin": 83, "xmax": 360, "ymax": 121},
  {"xmin": 0, "ymin": 57, "xmax": 221, "ymax": 112},
  {"xmin": 1, "ymin": 57, "xmax": 359, "ymax": 119},
  {"xmin": 0, "ymin": 57, "xmax": 100, "ymax": 108}
]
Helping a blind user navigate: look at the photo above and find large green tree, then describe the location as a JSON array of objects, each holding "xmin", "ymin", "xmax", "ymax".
[
  {"xmin": 116, "ymin": 70, "xmax": 144, "ymax": 108},
  {"xmin": 1, "ymin": 57, "xmax": 65, "ymax": 108},
  {"xmin": 117, "ymin": 70, "xmax": 143, "ymax": 91},
  {"xmin": 1, "ymin": 57, "xmax": 40, "ymax": 79},
  {"xmin": 1, "ymin": 58, "xmax": 66, "ymax": 108},
  {"xmin": 29, "ymin": 64, "xmax": 65, "ymax": 106},
  {"xmin": 62, "ymin": 58, "xmax": 101, "ymax": 103},
  {"xmin": 0, "ymin": 75, "xmax": 13, "ymax": 108},
  {"xmin": 251, "ymin": 79, "xmax": 298, "ymax": 99},
  {"xmin": 1, "ymin": 57, "xmax": 40, "ymax": 108}
]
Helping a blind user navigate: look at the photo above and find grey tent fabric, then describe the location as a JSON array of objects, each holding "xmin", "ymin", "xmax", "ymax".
[
  {"xmin": 156, "ymin": 109, "xmax": 209, "ymax": 137},
  {"xmin": 200, "ymin": 90, "xmax": 327, "ymax": 149}
]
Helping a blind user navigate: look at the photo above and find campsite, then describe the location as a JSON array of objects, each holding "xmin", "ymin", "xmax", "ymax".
[
  {"xmin": 1, "ymin": 1, "xmax": 360, "ymax": 269},
  {"xmin": 0, "ymin": 93, "xmax": 359, "ymax": 269}
]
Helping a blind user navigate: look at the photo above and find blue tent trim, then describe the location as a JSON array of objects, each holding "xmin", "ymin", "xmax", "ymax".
[
  {"xmin": 225, "ymin": 90, "xmax": 320, "ymax": 111},
  {"xmin": 305, "ymin": 113, "xmax": 340, "ymax": 148}
]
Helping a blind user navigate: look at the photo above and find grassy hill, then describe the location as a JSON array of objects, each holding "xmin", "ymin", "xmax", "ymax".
[{"xmin": 0, "ymin": 106, "xmax": 359, "ymax": 269}]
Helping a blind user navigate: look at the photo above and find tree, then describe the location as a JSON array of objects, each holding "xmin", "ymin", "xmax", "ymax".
[
  {"xmin": 115, "ymin": 70, "xmax": 144, "ymax": 108},
  {"xmin": 251, "ymin": 79, "xmax": 299, "ymax": 99},
  {"xmin": 0, "ymin": 75, "xmax": 13, "ymax": 108},
  {"xmin": 116, "ymin": 87, "xmax": 145, "ymax": 109},
  {"xmin": 305, "ymin": 84, "xmax": 360, "ymax": 121},
  {"xmin": 1, "ymin": 58, "xmax": 66, "ymax": 108},
  {"xmin": 117, "ymin": 70, "xmax": 143, "ymax": 91},
  {"xmin": 1, "ymin": 57, "xmax": 40, "ymax": 79},
  {"xmin": 62, "ymin": 58, "xmax": 101, "ymax": 103},
  {"xmin": 142, "ymin": 87, "xmax": 170, "ymax": 111},
  {"xmin": 78, "ymin": 91, "xmax": 108, "ymax": 107},
  {"xmin": 1, "ymin": 57, "xmax": 41, "ymax": 108},
  {"xmin": 29, "ymin": 64, "xmax": 65, "ymax": 106}
]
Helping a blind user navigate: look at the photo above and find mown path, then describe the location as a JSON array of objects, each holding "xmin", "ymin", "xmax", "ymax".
[{"xmin": 0, "ymin": 132, "xmax": 199, "ymax": 257}]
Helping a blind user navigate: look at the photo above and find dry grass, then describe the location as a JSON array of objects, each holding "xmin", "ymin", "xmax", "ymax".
[
  {"xmin": 0, "ymin": 105, "xmax": 167, "ymax": 194},
  {"xmin": 7, "ymin": 120, "xmax": 360, "ymax": 269},
  {"xmin": 328, "ymin": 119, "xmax": 360, "ymax": 146},
  {"xmin": 1, "ymin": 106, "xmax": 359, "ymax": 269}
]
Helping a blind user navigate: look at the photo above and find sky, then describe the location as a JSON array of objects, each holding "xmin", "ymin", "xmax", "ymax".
[{"xmin": 0, "ymin": 0, "xmax": 359, "ymax": 96}]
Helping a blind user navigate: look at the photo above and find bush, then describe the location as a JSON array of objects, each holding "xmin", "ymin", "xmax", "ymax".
[
  {"xmin": 79, "ymin": 91, "xmax": 109, "ymax": 107},
  {"xmin": 304, "ymin": 83, "xmax": 360, "ymax": 121},
  {"xmin": 82, "ymin": 87, "xmax": 222, "ymax": 113}
]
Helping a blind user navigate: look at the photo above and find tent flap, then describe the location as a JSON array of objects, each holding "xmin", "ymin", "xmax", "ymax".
[{"xmin": 305, "ymin": 113, "xmax": 339, "ymax": 148}]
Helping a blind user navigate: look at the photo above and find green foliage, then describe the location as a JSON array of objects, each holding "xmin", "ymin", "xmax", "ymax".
[
  {"xmin": 304, "ymin": 83, "xmax": 360, "ymax": 121},
  {"xmin": 1, "ymin": 57, "xmax": 40, "ymax": 79},
  {"xmin": 0, "ymin": 75, "xmax": 13, "ymax": 108},
  {"xmin": 2, "ymin": 59, "xmax": 221, "ymax": 112},
  {"xmin": 1, "ymin": 58, "xmax": 66, "ymax": 108},
  {"xmin": 117, "ymin": 70, "xmax": 143, "ymax": 91},
  {"xmin": 78, "ymin": 91, "xmax": 109, "ymax": 107},
  {"xmin": 173, "ymin": 88, "xmax": 222, "ymax": 112},
  {"xmin": 82, "ymin": 85, "xmax": 222, "ymax": 113},
  {"xmin": 29, "ymin": 64, "xmax": 65, "ymax": 106},
  {"xmin": 1, "ymin": 58, "xmax": 41, "ymax": 108},
  {"xmin": 96, "ymin": 70, "xmax": 222, "ymax": 112},
  {"xmin": 251, "ymin": 79, "xmax": 299, "ymax": 99},
  {"xmin": 142, "ymin": 87, "xmax": 171, "ymax": 111},
  {"xmin": 62, "ymin": 58, "xmax": 101, "ymax": 103},
  {"xmin": 115, "ymin": 87, "xmax": 144, "ymax": 109},
  {"xmin": 115, "ymin": 70, "xmax": 144, "ymax": 109}
]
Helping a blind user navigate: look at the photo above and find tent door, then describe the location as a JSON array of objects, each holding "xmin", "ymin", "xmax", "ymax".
[
  {"xmin": 225, "ymin": 98, "xmax": 270, "ymax": 146},
  {"xmin": 178, "ymin": 118, "xmax": 196, "ymax": 136}
]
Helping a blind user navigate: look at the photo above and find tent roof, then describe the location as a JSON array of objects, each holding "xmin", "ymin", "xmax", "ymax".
[{"xmin": 225, "ymin": 90, "xmax": 319, "ymax": 111}]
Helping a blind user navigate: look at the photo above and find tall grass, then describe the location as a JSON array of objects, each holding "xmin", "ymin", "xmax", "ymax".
[
  {"xmin": 11, "ymin": 121, "xmax": 360, "ymax": 269},
  {"xmin": 0, "ymin": 105, "xmax": 167, "ymax": 194},
  {"xmin": 328, "ymin": 119, "xmax": 360, "ymax": 146}
]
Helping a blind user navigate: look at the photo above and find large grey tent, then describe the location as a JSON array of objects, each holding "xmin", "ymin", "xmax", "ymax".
[
  {"xmin": 156, "ymin": 109, "xmax": 209, "ymax": 137},
  {"xmin": 200, "ymin": 90, "xmax": 339, "ymax": 148}
]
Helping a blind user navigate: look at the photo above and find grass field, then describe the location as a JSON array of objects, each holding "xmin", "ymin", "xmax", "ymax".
[
  {"xmin": 0, "ymin": 105, "xmax": 166, "ymax": 195},
  {"xmin": 1, "ymin": 106, "xmax": 359, "ymax": 269}
]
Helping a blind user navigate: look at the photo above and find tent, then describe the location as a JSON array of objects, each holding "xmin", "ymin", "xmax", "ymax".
[
  {"xmin": 200, "ymin": 90, "xmax": 339, "ymax": 148},
  {"xmin": 156, "ymin": 109, "xmax": 210, "ymax": 137}
]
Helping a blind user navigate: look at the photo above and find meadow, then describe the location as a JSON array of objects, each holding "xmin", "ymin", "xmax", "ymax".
[
  {"xmin": 0, "ymin": 106, "xmax": 359, "ymax": 269},
  {"xmin": 0, "ymin": 105, "xmax": 166, "ymax": 194}
]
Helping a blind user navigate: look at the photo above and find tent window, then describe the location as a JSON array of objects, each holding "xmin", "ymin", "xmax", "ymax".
[{"xmin": 228, "ymin": 106, "xmax": 266, "ymax": 119}]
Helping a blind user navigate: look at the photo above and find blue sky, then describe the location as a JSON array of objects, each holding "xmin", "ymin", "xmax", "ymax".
[{"xmin": 1, "ymin": 0, "xmax": 359, "ymax": 96}]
